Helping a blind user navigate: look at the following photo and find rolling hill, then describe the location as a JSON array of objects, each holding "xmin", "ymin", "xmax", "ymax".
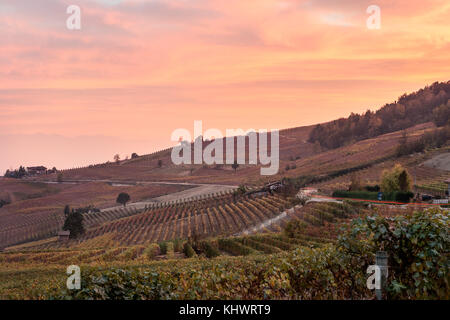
[{"xmin": 0, "ymin": 82, "xmax": 449, "ymax": 250}]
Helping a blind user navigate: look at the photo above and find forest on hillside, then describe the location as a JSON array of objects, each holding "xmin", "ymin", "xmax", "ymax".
[{"xmin": 309, "ymin": 81, "xmax": 450, "ymax": 149}]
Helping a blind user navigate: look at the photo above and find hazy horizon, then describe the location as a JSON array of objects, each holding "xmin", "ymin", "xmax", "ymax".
[{"xmin": 1, "ymin": 0, "xmax": 449, "ymax": 173}]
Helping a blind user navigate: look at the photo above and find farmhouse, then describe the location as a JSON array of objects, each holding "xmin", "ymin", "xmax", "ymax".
[
  {"xmin": 58, "ymin": 230, "xmax": 70, "ymax": 242},
  {"xmin": 27, "ymin": 166, "xmax": 47, "ymax": 175}
]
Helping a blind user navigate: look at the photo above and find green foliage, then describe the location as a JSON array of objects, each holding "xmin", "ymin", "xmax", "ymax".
[
  {"xmin": 338, "ymin": 208, "xmax": 449, "ymax": 299},
  {"xmin": 166, "ymin": 242, "xmax": 174, "ymax": 259},
  {"xmin": 54, "ymin": 245, "xmax": 371, "ymax": 300},
  {"xmin": 49, "ymin": 208, "xmax": 448, "ymax": 300},
  {"xmin": 144, "ymin": 244, "xmax": 160, "ymax": 260},
  {"xmin": 218, "ymin": 238, "xmax": 255, "ymax": 256},
  {"xmin": 364, "ymin": 185, "xmax": 380, "ymax": 192},
  {"xmin": 237, "ymin": 185, "xmax": 247, "ymax": 195},
  {"xmin": 198, "ymin": 241, "xmax": 220, "ymax": 258},
  {"xmin": 333, "ymin": 190, "xmax": 413, "ymax": 203},
  {"xmin": 247, "ymin": 235, "xmax": 293, "ymax": 251},
  {"xmin": 183, "ymin": 243, "xmax": 195, "ymax": 258},
  {"xmin": 62, "ymin": 212, "xmax": 84, "ymax": 239},
  {"xmin": 381, "ymin": 164, "xmax": 412, "ymax": 193},
  {"xmin": 333, "ymin": 190, "xmax": 379, "ymax": 200},
  {"xmin": 240, "ymin": 238, "xmax": 281, "ymax": 254},
  {"xmin": 158, "ymin": 242, "xmax": 168, "ymax": 255},
  {"xmin": 173, "ymin": 239, "xmax": 183, "ymax": 253},
  {"xmin": 284, "ymin": 220, "xmax": 308, "ymax": 238},
  {"xmin": 393, "ymin": 191, "xmax": 414, "ymax": 203}
]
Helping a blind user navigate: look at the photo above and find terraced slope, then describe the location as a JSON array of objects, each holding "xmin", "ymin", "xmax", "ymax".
[{"xmin": 25, "ymin": 193, "xmax": 292, "ymax": 250}]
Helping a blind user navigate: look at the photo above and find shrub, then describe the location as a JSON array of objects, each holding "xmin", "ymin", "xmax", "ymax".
[
  {"xmin": 333, "ymin": 190, "xmax": 413, "ymax": 203},
  {"xmin": 284, "ymin": 219, "xmax": 308, "ymax": 238},
  {"xmin": 247, "ymin": 235, "xmax": 293, "ymax": 251},
  {"xmin": 144, "ymin": 244, "xmax": 160, "ymax": 260},
  {"xmin": 381, "ymin": 164, "xmax": 412, "ymax": 193},
  {"xmin": 62, "ymin": 211, "xmax": 85, "ymax": 239},
  {"xmin": 166, "ymin": 242, "xmax": 174, "ymax": 259},
  {"xmin": 218, "ymin": 238, "xmax": 255, "ymax": 256},
  {"xmin": 159, "ymin": 242, "xmax": 168, "ymax": 255},
  {"xmin": 365, "ymin": 185, "xmax": 380, "ymax": 192},
  {"xmin": 338, "ymin": 208, "xmax": 449, "ymax": 299},
  {"xmin": 183, "ymin": 243, "xmax": 195, "ymax": 258},
  {"xmin": 332, "ymin": 190, "xmax": 378, "ymax": 200},
  {"xmin": 116, "ymin": 193, "xmax": 131, "ymax": 207},
  {"xmin": 173, "ymin": 239, "xmax": 183, "ymax": 253},
  {"xmin": 241, "ymin": 238, "xmax": 281, "ymax": 254},
  {"xmin": 199, "ymin": 241, "xmax": 220, "ymax": 258},
  {"xmin": 394, "ymin": 191, "xmax": 414, "ymax": 203}
]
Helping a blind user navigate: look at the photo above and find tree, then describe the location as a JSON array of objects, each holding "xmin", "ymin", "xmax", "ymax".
[
  {"xmin": 348, "ymin": 173, "xmax": 362, "ymax": 191},
  {"xmin": 0, "ymin": 199, "xmax": 10, "ymax": 208},
  {"xmin": 432, "ymin": 101, "xmax": 450, "ymax": 127},
  {"xmin": 308, "ymin": 82, "xmax": 450, "ymax": 149},
  {"xmin": 114, "ymin": 154, "xmax": 120, "ymax": 164},
  {"xmin": 398, "ymin": 170, "xmax": 411, "ymax": 192},
  {"xmin": 381, "ymin": 164, "xmax": 412, "ymax": 193},
  {"xmin": 131, "ymin": 153, "xmax": 139, "ymax": 159},
  {"xmin": 399, "ymin": 130, "xmax": 408, "ymax": 145},
  {"xmin": 18, "ymin": 166, "xmax": 26, "ymax": 177},
  {"xmin": 116, "ymin": 192, "xmax": 130, "ymax": 207},
  {"xmin": 57, "ymin": 172, "xmax": 64, "ymax": 183},
  {"xmin": 232, "ymin": 160, "xmax": 239, "ymax": 172},
  {"xmin": 62, "ymin": 210, "xmax": 85, "ymax": 239},
  {"xmin": 183, "ymin": 242, "xmax": 195, "ymax": 258},
  {"xmin": 64, "ymin": 205, "xmax": 71, "ymax": 216},
  {"xmin": 4, "ymin": 166, "xmax": 28, "ymax": 179}
]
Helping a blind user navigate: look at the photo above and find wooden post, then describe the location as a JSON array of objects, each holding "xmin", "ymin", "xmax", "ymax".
[{"xmin": 375, "ymin": 251, "xmax": 389, "ymax": 300}]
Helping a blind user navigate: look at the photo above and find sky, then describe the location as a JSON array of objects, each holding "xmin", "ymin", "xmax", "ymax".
[{"xmin": 1, "ymin": 0, "xmax": 450, "ymax": 172}]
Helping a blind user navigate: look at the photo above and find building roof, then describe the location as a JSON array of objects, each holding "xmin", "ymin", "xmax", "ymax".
[
  {"xmin": 27, "ymin": 166, "xmax": 47, "ymax": 171},
  {"xmin": 58, "ymin": 231, "xmax": 70, "ymax": 236}
]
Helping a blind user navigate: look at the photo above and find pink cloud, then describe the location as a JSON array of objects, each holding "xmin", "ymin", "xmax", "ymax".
[{"xmin": 0, "ymin": 0, "xmax": 449, "ymax": 170}]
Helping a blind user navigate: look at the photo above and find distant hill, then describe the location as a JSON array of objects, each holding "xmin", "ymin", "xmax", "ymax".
[
  {"xmin": 31, "ymin": 82, "xmax": 448, "ymax": 186},
  {"xmin": 2, "ymin": 82, "xmax": 450, "ymax": 249},
  {"xmin": 309, "ymin": 81, "xmax": 450, "ymax": 149}
]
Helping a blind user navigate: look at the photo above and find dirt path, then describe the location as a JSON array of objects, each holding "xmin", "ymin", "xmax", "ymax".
[
  {"xmin": 235, "ymin": 205, "xmax": 303, "ymax": 236},
  {"xmin": 423, "ymin": 152, "xmax": 450, "ymax": 171}
]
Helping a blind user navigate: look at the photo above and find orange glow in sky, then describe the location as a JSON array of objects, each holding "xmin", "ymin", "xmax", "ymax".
[{"xmin": 1, "ymin": 0, "xmax": 450, "ymax": 171}]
